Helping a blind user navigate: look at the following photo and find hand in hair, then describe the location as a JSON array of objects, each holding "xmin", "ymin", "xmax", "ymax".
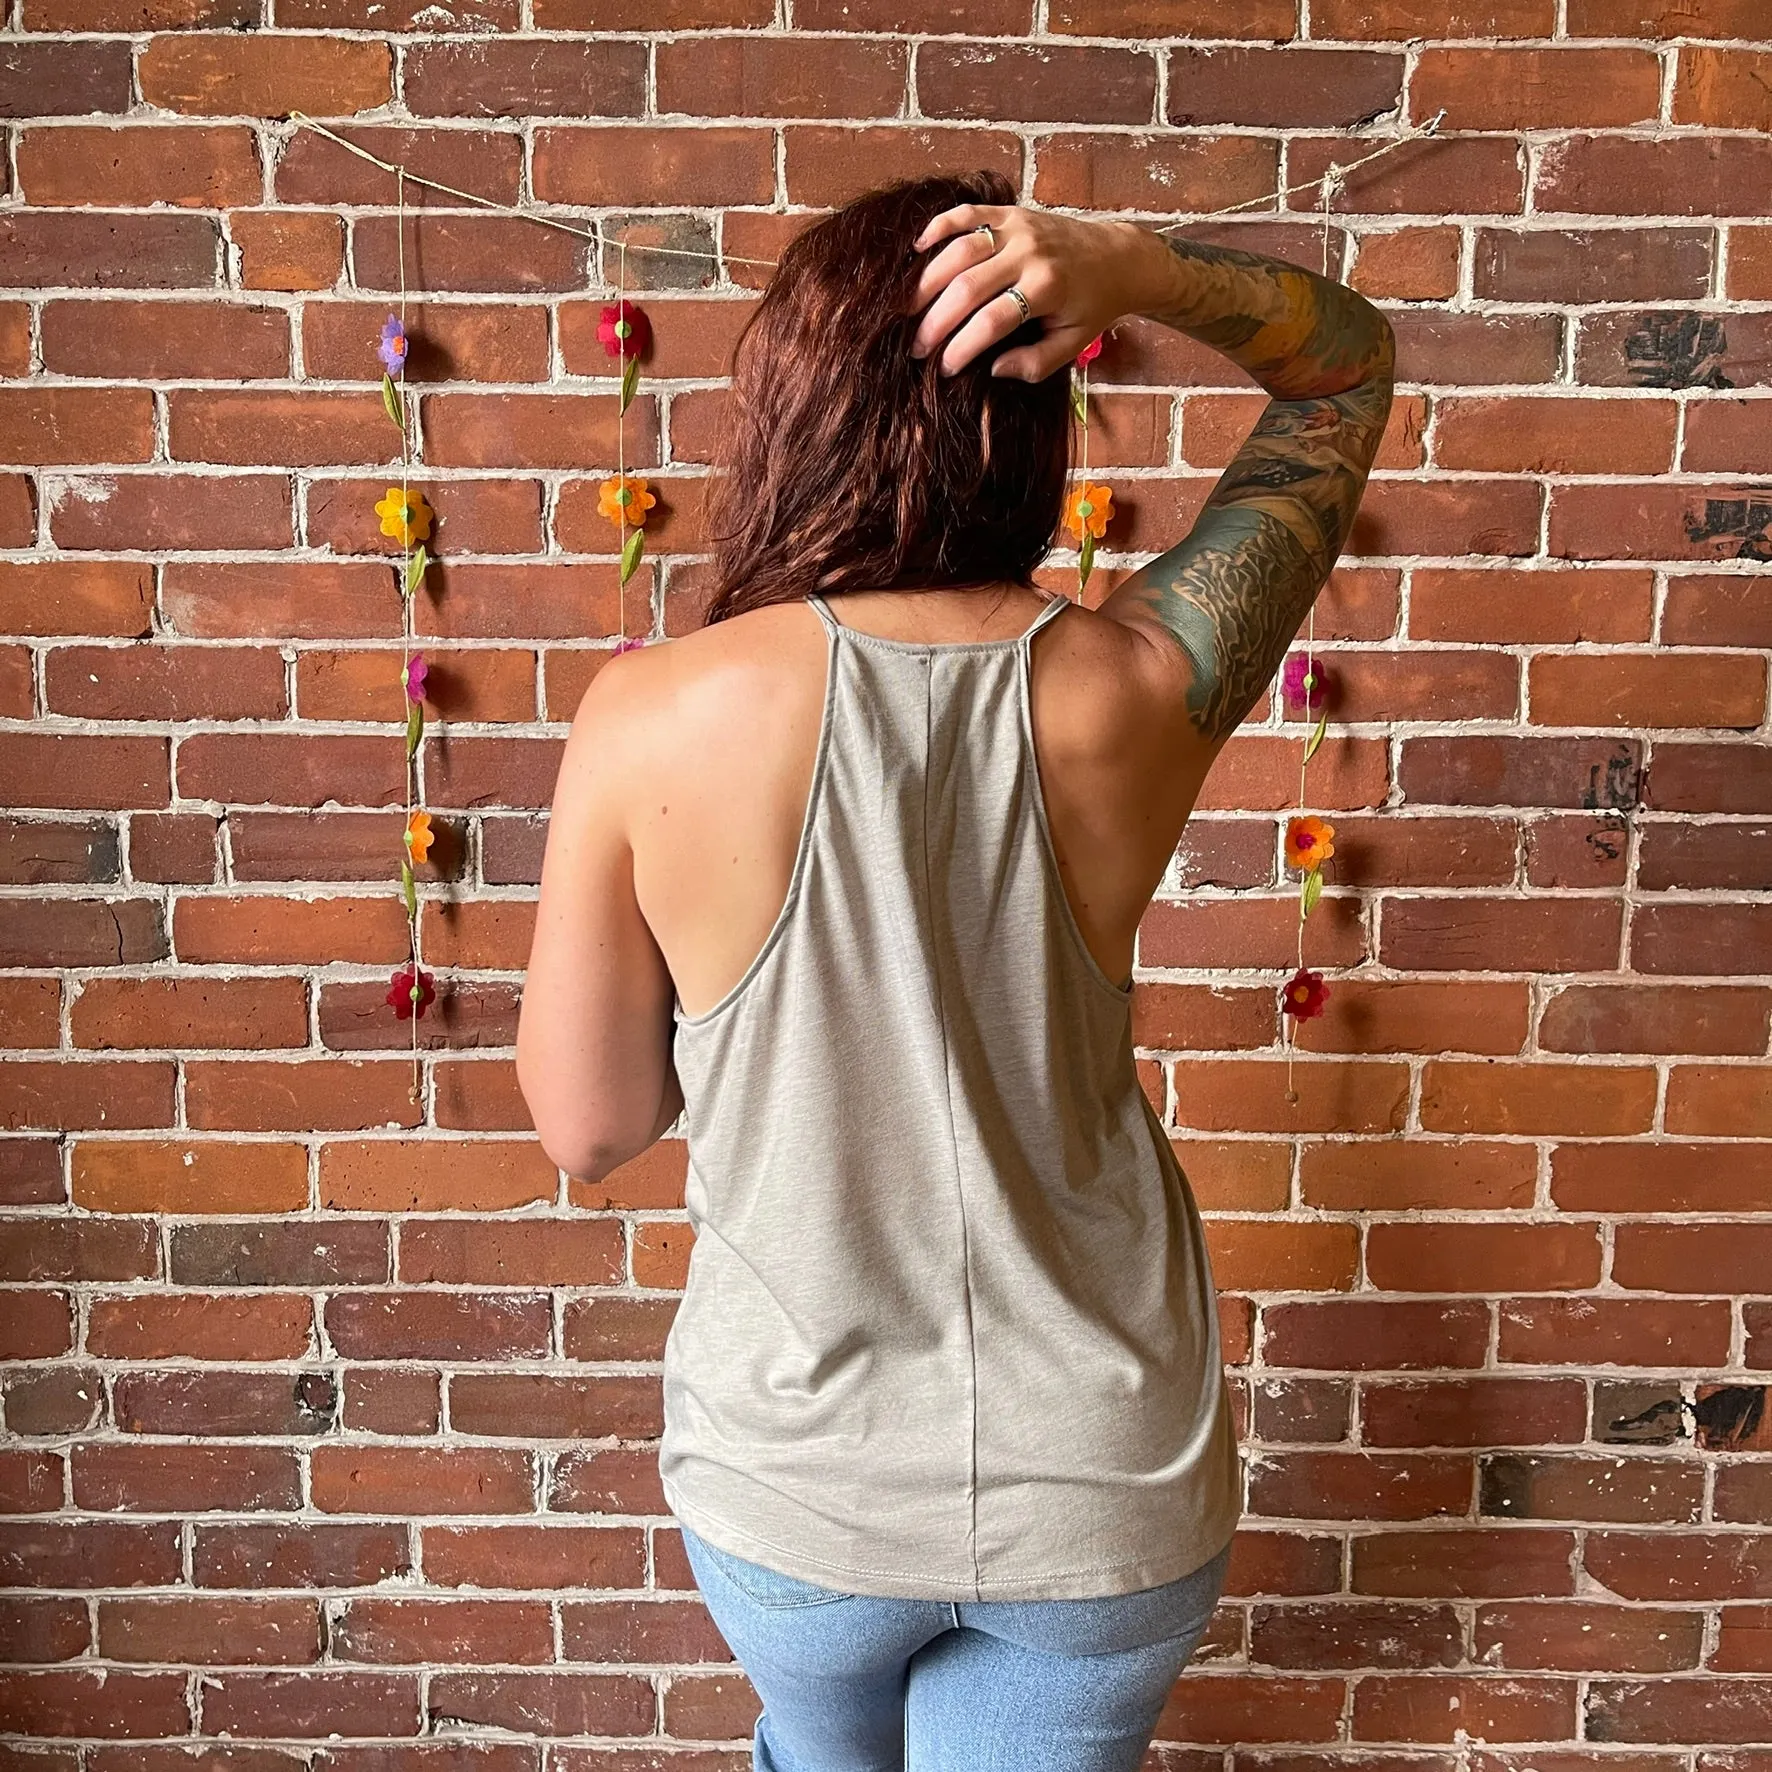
[{"xmin": 910, "ymin": 204, "xmax": 1145, "ymax": 383}]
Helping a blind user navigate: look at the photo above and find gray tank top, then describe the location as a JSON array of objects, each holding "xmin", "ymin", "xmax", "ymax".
[{"xmin": 659, "ymin": 589, "xmax": 1242, "ymax": 1602}]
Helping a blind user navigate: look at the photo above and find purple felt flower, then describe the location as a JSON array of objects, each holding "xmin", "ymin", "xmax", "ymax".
[
  {"xmin": 379, "ymin": 313, "xmax": 408, "ymax": 377},
  {"xmin": 1282, "ymin": 650, "xmax": 1331, "ymax": 713},
  {"xmin": 405, "ymin": 651, "xmax": 428, "ymax": 703}
]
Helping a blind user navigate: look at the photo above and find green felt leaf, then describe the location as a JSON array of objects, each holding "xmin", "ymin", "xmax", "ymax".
[
  {"xmin": 404, "ymin": 546, "xmax": 428, "ymax": 596},
  {"xmin": 620, "ymin": 353, "xmax": 642, "ymax": 414},
  {"xmin": 400, "ymin": 859, "xmax": 417, "ymax": 920},
  {"xmin": 1300, "ymin": 866, "xmax": 1323, "ymax": 921},
  {"xmin": 381, "ymin": 373, "xmax": 403, "ymax": 430},
  {"xmin": 1077, "ymin": 529, "xmax": 1095, "ymax": 595},
  {"xmin": 1071, "ymin": 376, "xmax": 1087, "ymax": 427},
  {"xmin": 619, "ymin": 526, "xmax": 644, "ymax": 586},
  {"xmin": 1303, "ymin": 709, "xmax": 1328, "ymax": 764},
  {"xmin": 405, "ymin": 701, "xmax": 424, "ymax": 759}
]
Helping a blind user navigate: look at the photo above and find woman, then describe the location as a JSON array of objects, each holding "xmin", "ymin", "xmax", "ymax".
[{"xmin": 517, "ymin": 172, "xmax": 1395, "ymax": 1768}]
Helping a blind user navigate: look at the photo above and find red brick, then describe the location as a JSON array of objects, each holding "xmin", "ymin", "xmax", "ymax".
[
  {"xmin": 1587, "ymin": 1679, "xmax": 1772, "ymax": 1744},
  {"xmin": 919, "ymin": 42, "xmax": 1154, "ymax": 123},
  {"xmin": 275, "ymin": 127, "xmax": 522, "ymax": 208},
  {"xmin": 1176, "ymin": 1059, "xmax": 1409, "ymax": 1135},
  {"xmin": 1033, "ymin": 132, "xmax": 1277, "ymax": 214},
  {"xmin": 1587, "ymin": 1532, "xmax": 1772, "ymax": 1602},
  {"xmin": 1250, "ymin": 1451, "xmax": 1473, "ymax": 1525},
  {"xmin": 1665, "ymin": 1065, "xmax": 1772, "ymax": 1137},
  {"xmin": 1634, "ymin": 904, "xmax": 1772, "ymax": 978},
  {"xmin": 405, "ymin": 38, "xmax": 646, "ymax": 118},
  {"xmin": 420, "ymin": 392, "xmax": 656, "ymax": 472},
  {"xmin": 183, "ymin": 1059, "xmax": 422, "ymax": 1133},
  {"xmin": 1153, "ymin": 1673, "xmax": 1345, "ymax": 1745},
  {"xmin": 656, "ymin": 36, "xmax": 907, "ymax": 119},
  {"xmin": 1556, "ymin": 1138, "xmax": 1772, "ymax": 1218},
  {"xmin": 1713, "ymin": 1606, "xmax": 1772, "ymax": 1670},
  {"xmin": 18, "ymin": 126, "xmax": 261, "ymax": 209},
  {"xmin": 4, "ymin": 733, "xmax": 169, "ymax": 811},
  {"xmin": 1646, "ymin": 744, "xmax": 1772, "ymax": 815},
  {"xmin": 320, "ymin": 1141, "xmax": 556, "ymax": 1213},
  {"xmin": 1568, "ymin": 0, "xmax": 1763, "ymax": 34},
  {"xmin": 1327, "ymin": 814, "xmax": 1518, "ymax": 889},
  {"xmin": 1362, "ymin": 1379, "xmax": 1588, "ymax": 1449},
  {"xmin": 1368, "ymin": 1224, "xmax": 1602, "ymax": 1294},
  {"xmin": 162, "ymin": 561, "xmax": 398, "ymax": 641},
  {"xmin": 72, "ymin": 1141, "xmax": 307, "ymax": 1214},
  {"xmin": 41, "ymin": 300, "xmax": 289, "ymax": 380},
  {"xmin": 534, "ymin": 125, "xmax": 774, "ymax": 207},
  {"xmin": 230, "ymin": 210, "xmax": 344, "ymax": 292},
  {"xmin": 302, "ymin": 301, "xmax": 549, "ymax": 384},
  {"xmin": 172, "ymin": 895, "xmax": 407, "ymax": 967},
  {"xmin": 1524, "ymin": 814, "xmax": 1631, "ymax": 888},
  {"xmin": 1263, "ymin": 1300, "xmax": 1490, "ymax": 1372},
  {"xmin": 1540, "ymin": 132, "xmax": 1772, "ymax": 217},
  {"xmin": 1420, "ymin": 1061, "xmax": 1657, "ymax": 1137},
  {"xmin": 1400, "ymin": 735, "xmax": 1643, "ymax": 810},
  {"xmin": 1197, "ymin": 735, "xmax": 1390, "ymax": 812},
  {"xmin": 0, "ymin": 388, "xmax": 155, "ymax": 466},
  {"xmin": 1301, "ymin": 1141, "xmax": 1536, "ymax": 1212},
  {"xmin": 49, "ymin": 473, "xmax": 292, "ymax": 552},
  {"xmin": 1614, "ymin": 1225, "xmax": 1772, "ymax": 1296},
  {"xmin": 87, "ymin": 1292, "xmax": 313, "ymax": 1361},
  {"xmin": 0, "ymin": 562, "xmax": 152, "ymax": 638},
  {"xmin": 310, "ymin": 1445, "xmax": 534, "ymax": 1516},
  {"xmin": 138, "ymin": 34, "xmax": 391, "ymax": 117},
  {"xmin": 1544, "ymin": 983, "xmax": 1770, "ymax": 1055},
  {"xmin": 1416, "ymin": 45, "xmax": 1659, "ymax": 129},
  {"xmin": 0, "ymin": 37, "xmax": 131, "ymax": 112},
  {"xmin": 1353, "ymin": 1674, "xmax": 1578, "ymax": 1743},
  {"xmin": 1381, "ymin": 898, "xmax": 1622, "ymax": 974},
  {"xmin": 1475, "ymin": 225, "xmax": 1712, "ymax": 304},
  {"xmin": 1498, "ymin": 1297, "xmax": 1732, "ymax": 1369},
  {"xmin": 70, "ymin": 977, "xmax": 307, "ymax": 1052},
  {"xmin": 1296, "ymin": 979, "xmax": 1528, "ymax": 1056},
  {"xmin": 176, "ymin": 734, "xmax": 404, "ymax": 809},
  {"xmin": 1684, "ymin": 399, "xmax": 1772, "ymax": 474},
  {"xmin": 351, "ymin": 220, "xmax": 583, "ymax": 299},
  {"xmin": 1437, "ymin": 395, "xmax": 1676, "ymax": 475},
  {"xmin": 1552, "ymin": 480, "xmax": 1772, "ymax": 563},
  {"xmin": 0, "ymin": 212, "xmax": 221, "ymax": 289},
  {"xmin": 1204, "ymin": 1223, "xmax": 1360, "ymax": 1293},
  {"xmin": 45, "ymin": 644, "xmax": 287, "ymax": 721},
  {"xmin": 1250, "ymin": 1601, "xmax": 1464, "ymax": 1671},
  {"xmin": 167, "ymin": 390, "xmax": 394, "ymax": 468},
  {"xmin": 1353, "ymin": 1529, "xmax": 1578, "ymax": 1598},
  {"xmin": 1530, "ymin": 653, "xmax": 1766, "ymax": 730},
  {"xmin": 1170, "ymin": 1140, "xmax": 1291, "ymax": 1211},
  {"xmin": 783, "ymin": 125, "xmax": 1023, "ymax": 206},
  {"xmin": 296, "ymin": 646, "xmax": 535, "ymax": 725},
  {"xmin": 1663, "ymin": 576, "xmax": 1772, "ymax": 648}
]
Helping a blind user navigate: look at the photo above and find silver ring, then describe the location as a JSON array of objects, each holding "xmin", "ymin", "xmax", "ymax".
[
  {"xmin": 1003, "ymin": 284, "xmax": 1032, "ymax": 323},
  {"xmin": 974, "ymin": 223, "xmax": 996, "ymax": 251}
]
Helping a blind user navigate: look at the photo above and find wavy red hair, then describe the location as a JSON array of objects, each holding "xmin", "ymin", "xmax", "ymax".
[{"xmin": 700, "ymin": 171, "xmax": 1073, "ymax": 626}]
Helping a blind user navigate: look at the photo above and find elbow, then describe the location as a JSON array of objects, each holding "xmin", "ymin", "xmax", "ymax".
[{"xmin": 515, "ymin": 1051, "xmax": 623, "ymax": 1186}]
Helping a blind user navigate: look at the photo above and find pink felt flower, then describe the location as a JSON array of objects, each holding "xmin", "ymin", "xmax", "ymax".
[
  {"xmin": 1075, "ymin": 333, "xmax": 1104, "ymax": 367},
  {"xmin": 1280, "ymin": 967, "xmax": 1329, "ymax": 1021},
  {"xmin": 405, "ymin": 652, "xmax": 428, "ymax": 703},
  {"xmin": 613, "ymin": 637, "xmax": 644, "ymax": 655},
  {"xmin": 597, "ymin": 300, "xmax": 651, "ymax": 361},
  {"xmin": 1282, "ymin": 651, "xmax": 1331, "ymax": 713},
  {"xmin": 379, "ymin": 314, "xmax": 408, "ymax": 377},
  {"xmin": 387, "ymin": 964, "xmax": 435, "ymax": 1021}
]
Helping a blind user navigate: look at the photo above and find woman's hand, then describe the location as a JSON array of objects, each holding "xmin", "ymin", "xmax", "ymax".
[{"xmin": 909, "ymin": 204, "xmax": 1155, "ymax": 383}]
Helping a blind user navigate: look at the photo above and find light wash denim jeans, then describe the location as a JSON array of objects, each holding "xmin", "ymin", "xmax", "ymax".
[{"xmin": 679, "ymin": 1524, "xmax": 1232, "ymax": 1772}]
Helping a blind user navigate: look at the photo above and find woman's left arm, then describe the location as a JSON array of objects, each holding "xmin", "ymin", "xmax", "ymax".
[{"xmin": 516, "ymin": 654, "xmax": 684, "ymax": 1185}]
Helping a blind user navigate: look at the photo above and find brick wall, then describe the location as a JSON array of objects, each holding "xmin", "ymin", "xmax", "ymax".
[{"xmin": 3, "ymin": 0, "xmax": 1770, "ymax": 1759}]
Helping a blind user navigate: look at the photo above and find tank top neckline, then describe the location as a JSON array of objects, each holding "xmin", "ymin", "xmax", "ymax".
[{"xmin": 807, "ymin": 590, "xmax": 1069, "ymax": 654}]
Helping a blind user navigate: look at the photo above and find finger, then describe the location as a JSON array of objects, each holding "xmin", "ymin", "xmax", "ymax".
[
  {"xmin": 913, "ymin": 202, "xmax": 1006, "ymax": 253},
  {"xmin": 939, "ymin": 286, "xmax": 1039, "ymax": 377},
  {"xmin": 908, "ymin": 227, "xmax": 997, "ymax": 333},
  {"xmin": 992, "ymin": 323, "xmax": 1093, "ymax": 383},
  {"xmin": 915, "ymin": 250, "xmax": 1023, "ymax": 363}
]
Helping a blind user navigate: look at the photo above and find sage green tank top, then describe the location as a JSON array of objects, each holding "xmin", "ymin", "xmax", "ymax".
[{"xmin": 659, "ymin": 589, "xmax": 1242, "ymax": 1602}]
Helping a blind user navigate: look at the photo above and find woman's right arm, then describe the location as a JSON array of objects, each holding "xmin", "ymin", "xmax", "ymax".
[
  {"xmin": 1100, "ymin": 227, "xmax": 1396, "ymax": 752},
  {"xmin": 912, "ymin": 208, "xmax": 1396, "ymax": 760}
]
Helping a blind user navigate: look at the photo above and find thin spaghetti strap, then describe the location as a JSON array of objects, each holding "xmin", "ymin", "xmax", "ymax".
[
  {"xmin": 1020, "ymin": 590, "xmax": 1071, "ymax": 645},
  {"xmin": 806, "ymin": 593, "xmax": 839, "ymax": 635}
]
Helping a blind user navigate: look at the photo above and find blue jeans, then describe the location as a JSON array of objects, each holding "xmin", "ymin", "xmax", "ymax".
[{"xmin": 680, "ymin": 1525, "xmax": 1232, "ymax": 1771}]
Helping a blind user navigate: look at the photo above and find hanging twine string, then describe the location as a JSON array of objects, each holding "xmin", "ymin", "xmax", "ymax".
[{"xmin": 285, "ymin": 109, "xmax": 1447, "ymax": 273}]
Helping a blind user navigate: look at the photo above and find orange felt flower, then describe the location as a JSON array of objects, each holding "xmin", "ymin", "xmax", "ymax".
[
  {"xmin": 375, "ymin": 486, "xmax": 433, "ymax": 547},
  {"xmin": 1285, "ymin": 815, "xmax": 1336, "ymax": 871},
  {"xmin": 1063, "ymin": 481, "xmax": 1114, "ymax": 541},
  {"xmin": 404, "ymin": 809, "xmax": 434, "ymax": 866},
  {"xmin": 597, "ymin": 474, "xmax": 655, "ymax": 528}
]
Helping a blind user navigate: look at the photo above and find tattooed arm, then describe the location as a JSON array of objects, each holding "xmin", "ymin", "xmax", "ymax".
[
  {"xmin": 1097, "ymin": 232, "xmax": 1396, "ymax": 748},
  {"xmin": 911, "ymin": 208, "xmax": 1396, "ymax": 753}
]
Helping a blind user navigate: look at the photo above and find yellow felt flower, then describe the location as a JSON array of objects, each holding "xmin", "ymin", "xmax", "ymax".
[
  {"xmin": 597, "ymin": 474, "xmax": 655, "ymax": 528},
  {"xmin": 375, "ymin": 486, "xmax": 433, "ymax": 547},
  {"xmin": 403, "ymin": 809, "xmax": 434, "ymax": 866},
  {"xmin": 1064, "ymin": 481, "xmax": 1114, "ymax": 541}
]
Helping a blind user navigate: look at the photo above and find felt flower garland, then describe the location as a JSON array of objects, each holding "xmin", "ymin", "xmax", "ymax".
[
  {"xmin": 1279, "ymin": 635, "xmax": 1338, "ymax": 1034},
  {"xmin": 596, "ymin": 289, "xmax": 654, "ymax": 598},
  {"xmin": 375, "ymin": 307, "xmax": 438, "ymax": 1093},
  {"xmin": 1065, "ymin": 333, "xmax": 1111, "ymax": 597}
]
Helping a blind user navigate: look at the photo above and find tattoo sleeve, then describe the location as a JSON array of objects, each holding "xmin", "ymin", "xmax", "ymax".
[{"xmin": 1100, "ymin": 233, "xmax": 1397, "ymax": 747}]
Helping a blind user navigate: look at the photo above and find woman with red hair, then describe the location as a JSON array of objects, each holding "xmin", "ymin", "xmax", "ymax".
[{"xmin": 518, "ymin": 170, "xmax": 1394, "ymax": 1767}]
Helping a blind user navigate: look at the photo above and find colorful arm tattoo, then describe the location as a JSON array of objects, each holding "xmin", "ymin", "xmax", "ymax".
[{"xmin": 1103, "ymin": 235, "xmax": 1397, "ymax": 746}]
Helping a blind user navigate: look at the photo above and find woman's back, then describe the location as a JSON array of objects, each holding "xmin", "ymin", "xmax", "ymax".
[
  {"xmin": 626, "ymin": 585, "xmax": 1215, "ymax": 1026},
  {"xmin": 637, "ymin": 583, "xmax": 1241, "ymax": 1601}
]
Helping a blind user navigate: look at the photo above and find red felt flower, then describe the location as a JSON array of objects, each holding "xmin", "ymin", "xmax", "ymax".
[
  {"xmin": 597, "ymin": 300, "xmax": 651, "ymax": 361},
  {"xmin": 1281, "ymin": 967, "xmax": 1329, "ymax": 1021},
  {"xmin": 1076, "ymin": 333, "xmax": 1104, "ymax": 366},
  {"xmin": 387, "ymin": 964, "xmax": 435, "ymax": 1021}
]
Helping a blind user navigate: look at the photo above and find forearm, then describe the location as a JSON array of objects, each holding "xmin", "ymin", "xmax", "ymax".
[{"xmin": 1110, "ymin": 222, "xmax": 1394, "ymax": 401}]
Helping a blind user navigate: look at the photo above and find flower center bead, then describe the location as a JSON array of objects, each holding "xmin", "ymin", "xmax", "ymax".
[{"xmin": 1078, "ymin": 500, "xmax": 1094, "ymax": 519}]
